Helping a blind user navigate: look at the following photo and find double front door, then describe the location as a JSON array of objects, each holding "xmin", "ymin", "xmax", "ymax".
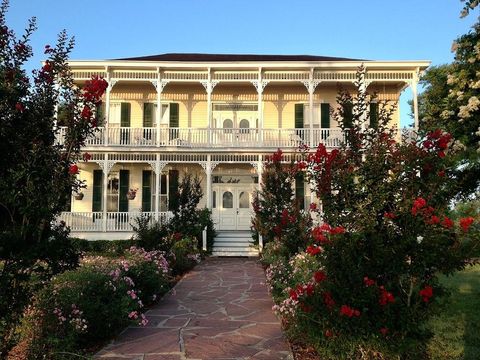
[{"xmin": 214, "ymin": 186, "xmax": 253, "ymax": 231}]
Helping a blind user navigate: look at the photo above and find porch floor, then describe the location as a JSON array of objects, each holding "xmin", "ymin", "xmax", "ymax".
[{"xmin": 95, "ymin": 257, "xmax": 293, "ymax": 360}]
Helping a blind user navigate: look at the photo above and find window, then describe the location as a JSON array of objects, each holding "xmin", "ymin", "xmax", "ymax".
[
  {"xmin": 223, "ymin": 119, "xmax": 233, "ymax": 133},
  {"xmin": 222, "ymin": 191, "xmax": 233, "ymax": 208},
  {"xmin": 107, "ymin": 172, "xmax": 119, "ymax": 212},
  {"xmin": 239, "ymin": 119, "xmax": 250, "ymax": 133},
  {"xmin": 239, "ymin": 191, "xmax": 249, "ymax": 208},
  {"xmin": 212, "ymin": 191, "xmax": 216, "ymax": 208}
]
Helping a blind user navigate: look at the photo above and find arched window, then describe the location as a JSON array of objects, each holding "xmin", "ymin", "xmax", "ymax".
[
  {"xmin": 239, "ymin": 119, "xmax": 250, "ymax": 134},
  {"xmin": 238, "ymin": 191, "xmax": 249, "ymax": 208},
  {"xmin": 222, "ymin": 191, "xmax": 233, "ymax": 208},
  {"xmin": 223, "ymin": 119, "xmax": 233, "ymax": 133}
]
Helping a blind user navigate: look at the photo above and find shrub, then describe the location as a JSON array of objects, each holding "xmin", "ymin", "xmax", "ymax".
[
  {"xmin": 131, "ymin": 213, "xmax": 169, "ymax": 251},
  {"xmin": 12, "ymin": 247, "xmax": 170, "ymax": 358},
  {"xmin": 196, "ymin": 208, "xmax": 216, "ymax": 252},
  {"xmin": 73, "ymin": 238, "xmax": 137, "ymax": 256},
  {"xmin": 170, "ymin": 237, "xmax": 201, "ymax": 275}
]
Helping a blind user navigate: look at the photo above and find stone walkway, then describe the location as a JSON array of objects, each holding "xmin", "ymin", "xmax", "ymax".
[{"xmin": 96, "ymin": 257, "xmax": 293, "ymax": 360}]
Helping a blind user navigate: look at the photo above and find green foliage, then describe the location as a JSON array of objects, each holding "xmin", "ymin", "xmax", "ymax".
[
  {"xmin": 131, "ymin": 212, "xmax": 169, "ymax": 251},
  {"xmin": 0, "ymin": 1, "xmax": 108, "ymax": 353},
  {"xmin": 169, "ymin": 174, "xmax": 203, "ymax": 233},
  {"xmin": 72, "ymin": 238, "xmax": 137, "ymax": 256},
  {"xmin": 197, "ymin": 208, "xmax": 216, "ymax": 252},
  {"xmin": 170, "ymin": 237, "xmax": 200, "ymax": 275},
  {"xmin": 11, "ymin": 247, "xmax": 171, "ymax": 358},
  {"xmin": 257, "ymin": 67, "xmax": 480, "ymax": 359},
  {"xmin": 416, "ymin": 9, "xmax": 480, "ymax": 197}
]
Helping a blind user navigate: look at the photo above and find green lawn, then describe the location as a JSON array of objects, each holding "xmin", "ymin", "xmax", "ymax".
[{"xmin": 428, "ymin": 264, "xmax": 480, "ymax": 360}]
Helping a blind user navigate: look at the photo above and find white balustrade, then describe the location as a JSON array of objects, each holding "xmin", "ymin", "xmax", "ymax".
[
  {"xmin": 54, "ymin": 126, "xmax": 359, "ymax": 149},
  {"xmin": 58, "ymin": 211, "xmax": 172, "ymax": 232}
]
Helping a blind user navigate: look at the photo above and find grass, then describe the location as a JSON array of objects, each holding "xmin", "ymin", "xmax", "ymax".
[{"xmin": 427, "ymin": 263, "xmax": 480, "ymax": 360}]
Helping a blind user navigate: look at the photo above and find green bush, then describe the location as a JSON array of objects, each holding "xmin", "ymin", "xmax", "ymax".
[
  {"xmin": 73, "ymin": 238, "xmax": 137, "ymax": 256},
  {"xmin": 170, "ymin": 237, "xmax": 200, "ymax": 275},
  {"xmin": 13, "ymin": 247, "xmax": 171, "ymax": 358},
  {"xmin": 196, "ymin": 208, "xmax": 216, "ymax": 252},
  {"xmin": 131, "ymin": 213, "xmax": 169, "ymax": 251}
]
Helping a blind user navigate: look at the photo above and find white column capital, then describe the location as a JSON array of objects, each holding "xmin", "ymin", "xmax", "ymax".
[
  {"xmin": 201, "ymin": 80, "xmax": 219, "ymax": 94},
  {"xmin": 97, "ymin": 160, "xmax": 115, "ymax": 175},
  {"xmin": 107, "ymin": 80, "xmax": 117, "ymax": 93},
  {"xmin": 251, "ymin": 80, "xmax": 269, "ymax": 94},
  {"xmin": 302, "ymin": 80, "xmax": 322, "ymax": 94},
  {"xmin": 151, "ymin": 79, "xmax": 170, "ymax": 93}
]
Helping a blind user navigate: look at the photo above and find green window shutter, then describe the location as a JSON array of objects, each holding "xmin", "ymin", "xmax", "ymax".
[
  {"xmin": 169, "ymin": 103, "xmax": 179, "ymax": 128},
  {"xmin": 143, "ymin": 103, "xmax": 153, "ymax": 127},
  {"xmin": 295, "ymin": 172, "xmax": 305, "ymax": 210},
  {"xmin": 294, "ymin": 104, "xmax": 304, "ymax": 128},
  {"xmin": 343, "ymin": 102, "xmax": 353, "ymax": 128},
  {"xmin": 95, "ymin": 103, "xmax": 105, "ymax": 126},
  {"xmin": 321, "ymin": 103, "xmax": 330, "ymax": 128},
  {"xmin": 142, "ymin": 170, "xmax": 152, "ymax": 211},
  {"xmin": 370, "ymin": 102, "xmax": 378, "ymax": 129},
  {"xmin": 92, "ymin": 170, "xmax": 103, "ymax": 212},
  {"xmin": 121, "ymin": 103, "xmax": 131, "ymax": 127},
  {"xmin": 168, "ymin": 170, "xmax": 179, "ymax": 211},
  {"xmin": 119, "ymin": 170, "xmax": 129, "ymax": 212}
]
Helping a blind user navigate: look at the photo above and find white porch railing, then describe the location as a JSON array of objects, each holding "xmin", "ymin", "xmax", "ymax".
[
  {"xmin": 55, "ymin": 127, "xmax": 348, "ymax": 148},
  {"xmin": 57, "ymin": 211, "xmax": 173, "ymax": 232}
]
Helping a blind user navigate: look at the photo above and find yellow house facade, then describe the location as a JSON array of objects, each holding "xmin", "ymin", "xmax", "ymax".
[{"xmin": 57, "ymin": 53, "xmax": 429, "ymax": 253}]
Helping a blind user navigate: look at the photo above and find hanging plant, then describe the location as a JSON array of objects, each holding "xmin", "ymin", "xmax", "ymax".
[{"xmin": 127, "ymin": 188, "xmax": 138, "ymax": 200}]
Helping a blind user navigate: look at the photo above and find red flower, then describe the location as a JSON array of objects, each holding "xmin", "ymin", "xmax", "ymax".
[
  {"xmin": 459, "ymin": 217, "xmax": 474, "ymax": 232},
  {"xmin": 438, "ymin": 151, "xmax": 446, "ymax": 158},
  {"xmin": 441, "ymin": 216, "xmax": 454, "ymax": 229},
  {"xmin": 379, "ymin": 287, "xmax": 395, "ymax": 306},
  {"xmin": 427, "ymin": 215, "xmax": 440, "ymax": 225},
  {"xmin": 363, "ymin": 276, "xmax": 375, "ymax": 287},
  {"xmin": 380, "ymin": 327, "xmax": 389, "ymax": 336},
  {"xmin": 15, "ymin": 102, "xmax": 24, "ymax": 112},
  {"xmin": 289, "ymin": 289, "xmax": 298, "ymax": 301},
  {"xmin": 81, "ymin": 105, "xmax": 92, "ymax": 119},
  {"xmin": 309, "ymin": 203, "xmax": 317, "ymax": 211},
  {"xmin": 340, "ymin": 305, "xmax": 360, "ymax": 318},
  {"xmin": 419, "ymin": 285, "xmax": 433, "ymax": 303},
  {"xmin": 411, "ymin": 197, "xmax": 427, "ymax": 216},
  {"xmin": 69, "ymin": 164, "xmax": 79, "ymax": 175},
  {"xmin": 296, "ymin": 161, "xmax": 307, "ymax": 170},
  {"xmin": 438, "ymin": 170, "xmax": 445, "ymax": 177},
  {"xmin": 271, "ymin": 149, "xmax": 283, "ymax": 163},
  {"xmin": 330, "ymin": 226, "xmax": 346, "ymax": 235},
  {"xmin": 325, "ymin": 329, "xmax": 333, "ymax": 338},
  {"xmin": 384, "ymin": 212, "xmax": 396, "ymax": 219},
  {"xmin": 323, "ymin": 292, "xmax": 335, "ymax": 309},
  {"xmin": 82, "ymin": 152, "xmax": 92, "ymax": 162},
  {"xmin": 312, "ymin": 227, "xmax": 329, "ymax": 243},
  {"xmin": 42, "ymin": 61, "xmax": 52, "ymax": 73},
  {"xmin": 313, "ymin": 271, "xmax": 327, "ymax": 283},
  {"xmin": 306, "ymin": 245, "xmax": 322, "ymax": 256}
]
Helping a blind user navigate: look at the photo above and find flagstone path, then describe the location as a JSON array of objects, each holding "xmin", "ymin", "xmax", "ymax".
[{"xmin": 96, "ymin": 257, "xmax": 294, "ymax": 360}]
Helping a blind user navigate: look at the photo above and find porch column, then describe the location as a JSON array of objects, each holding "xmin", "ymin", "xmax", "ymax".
[
  {"xmin": 104, "ymin": 75, "xmax": 117, "ymax": 146},
  {"xmin": 201, "ymin": 70, "xmax": 218, "ymax": 146},
  {"xmin": 303, "ymin": 69, "xmax": 320, "ymax": 148},
  {"xmin": 152, "ymin": 75, "xmax": 169, "ymax": 146},
  {"xmin": 257, "ymin": 154, "xmax": 263, "ymax": 187},
  {"xmin": 252, "ymin": 70, "xmax": 269, "ymax": 144},
  {"xmin": 154, "ymin": 155, "xmax": 160, "ymax": 221},
  {"xmin": 206, "ymin": 155, "xmax": 212, "ymax": 209},
  {"xmin": 102, "ymin": 154, "xmax": 109, "ymax": 232},
  {"xmin": 412, "ymin": 68, "xmax": 420, "ymax": 131}
]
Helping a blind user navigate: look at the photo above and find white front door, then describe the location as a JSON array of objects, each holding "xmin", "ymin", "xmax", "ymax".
[{"xmin": 216, "ymin": 186, "xmax": 253, "ymax": 231}]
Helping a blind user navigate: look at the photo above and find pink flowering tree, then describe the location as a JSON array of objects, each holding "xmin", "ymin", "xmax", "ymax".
[
  {"xmin": 0, "ymin": 1, "xmax": 107, "ymax": 353},
  {"xmin": 261, "ymin": 67, "xmax": 479, "ymax": 358}
]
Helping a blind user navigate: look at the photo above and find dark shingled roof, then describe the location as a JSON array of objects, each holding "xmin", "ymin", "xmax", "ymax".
[{"xmin": 115, "ymin": 53, "xmax": 364, "ymax": 62}]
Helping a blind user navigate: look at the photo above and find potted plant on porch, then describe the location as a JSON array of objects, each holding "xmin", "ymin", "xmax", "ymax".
[
  {"xmin": 74, "ymin": 192, "xmax": 84, "ymax": 200},
  {"xmin": 126, "ymin": 188, "xmax": 138, "ymax": 200}
]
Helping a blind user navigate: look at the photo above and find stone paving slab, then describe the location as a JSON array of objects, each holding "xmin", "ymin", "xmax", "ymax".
[{"xmin": 96, "ymin": 257, "xmax": 293, "ymax": 360}]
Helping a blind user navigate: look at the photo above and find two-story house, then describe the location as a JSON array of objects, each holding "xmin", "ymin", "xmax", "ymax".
[{"xmin": 57, "ymin": 53, "xmax": 429, "ymax": 255}]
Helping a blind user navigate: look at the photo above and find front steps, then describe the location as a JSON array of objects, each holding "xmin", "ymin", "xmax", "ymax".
[{"xmin": 212, "ymin": 231, "xmax": 259, "ymax": 257}]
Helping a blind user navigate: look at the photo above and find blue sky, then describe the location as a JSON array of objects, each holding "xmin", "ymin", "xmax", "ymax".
[{"xmin": 5, "ymin": 0, "xmax": 478, "ymax": 126}]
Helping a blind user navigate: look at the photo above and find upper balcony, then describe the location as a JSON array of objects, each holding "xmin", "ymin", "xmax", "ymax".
[{"xmin": 56, "ymin": 126, "xmax": 346, "ymax": 150}]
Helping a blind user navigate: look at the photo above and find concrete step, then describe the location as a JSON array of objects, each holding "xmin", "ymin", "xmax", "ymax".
[
  {"xmin": 213, "ymin": 241, "xmax": 253, "ymax": 248},
  {"xmin": 212, "ymin": 250, "xmax": 259, "ymax": 257},
  {"xmin": 215, "ymin": 231, "xmax": 252, "ymax": 239},
  {"xmin": 212, "ymin": 246, "xmax": 255, "ymax": 252}
]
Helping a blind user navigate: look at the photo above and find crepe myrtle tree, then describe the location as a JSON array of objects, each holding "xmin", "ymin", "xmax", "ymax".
[
  {"xmin": 0, "ymin": 0, "xmax": 107, "ymax": 354},
  {"xmin": 281, "ymin": 67, "xmax": 480, "ymax": 357}
]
